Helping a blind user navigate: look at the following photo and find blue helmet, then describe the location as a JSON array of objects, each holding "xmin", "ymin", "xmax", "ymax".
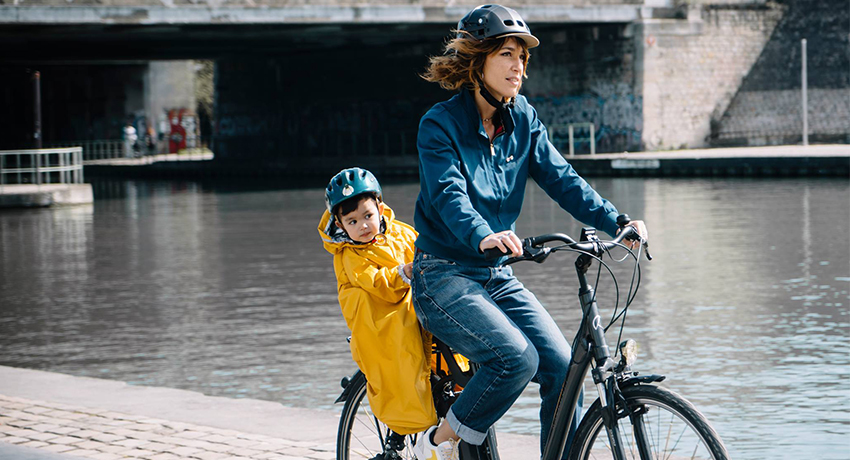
[{"xmin": 325, "ymin": 167, "xmax": 383, "ymax": 214}]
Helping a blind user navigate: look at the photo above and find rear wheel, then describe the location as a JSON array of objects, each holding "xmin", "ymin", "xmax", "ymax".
[
  {"xmin": 336, "ymin": 374, "xmax": 419, "ymax": 460},
  {"xmin": 568, "ymin": 384, "xmax": 728, "ymax": 460}
]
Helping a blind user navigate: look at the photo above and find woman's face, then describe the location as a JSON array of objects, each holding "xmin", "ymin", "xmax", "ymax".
[{"xmin": 481, "ymin": 38, "xmax": 527, "ymax": 101}]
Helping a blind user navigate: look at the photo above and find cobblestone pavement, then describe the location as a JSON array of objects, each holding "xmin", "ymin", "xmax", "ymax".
[{"xmin": 0, "ymin": 394, "xmax": 336, "ymax": 460}]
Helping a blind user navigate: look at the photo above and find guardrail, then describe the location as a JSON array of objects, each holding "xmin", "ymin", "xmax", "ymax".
[
  {"xmin": 550, "ymin": 123, "xmax": 596, "ymax": 156},
  {"xmin": 49, "ymin": 140, "xmax": 126, "ymax": 161},
  {"xmin": 0, "ymin": 147, "xmax": 84, "ymax": 185}
]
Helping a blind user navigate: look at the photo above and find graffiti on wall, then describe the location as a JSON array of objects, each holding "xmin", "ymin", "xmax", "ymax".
[{"xmin": 529, "ymin": 82, "xmax": 642, "ymax": 153}]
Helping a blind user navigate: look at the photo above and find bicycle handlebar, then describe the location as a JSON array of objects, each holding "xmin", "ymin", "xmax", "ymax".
[{"xmin": 484, "ymin": 224, "xmax": 646, "ymax": 265}]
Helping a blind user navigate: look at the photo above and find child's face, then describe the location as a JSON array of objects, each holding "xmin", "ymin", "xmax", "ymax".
[{"xmin": 338, "ymin": 198, "xmax": 384, "ymax": 243}]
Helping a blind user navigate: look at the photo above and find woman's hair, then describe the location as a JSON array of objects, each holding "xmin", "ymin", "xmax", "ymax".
[{"xmin": 421, "ymin": 33, "xmax": 530, "ymax": 91}]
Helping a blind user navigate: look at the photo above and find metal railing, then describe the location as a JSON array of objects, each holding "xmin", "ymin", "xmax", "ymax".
[
  {"xmin": 49, "ymin": 140, "xmax": 125, "ymax": 161},
  {"xmin": 550, "ymin": 123, "xmax": 596, "ymax": 156},
  {"xmin": 0, "ymin": 147, "xmax": 84, "ymax": 185}
]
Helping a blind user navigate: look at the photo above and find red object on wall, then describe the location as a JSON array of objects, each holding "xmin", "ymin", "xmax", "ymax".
[{"xmin": 168, "ymin": 109, "xmax": 187, "ymax": 153}]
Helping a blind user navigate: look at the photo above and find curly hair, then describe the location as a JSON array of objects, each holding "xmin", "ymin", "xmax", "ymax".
[{"xmin": 421, "ymin": 32, "xmax": 530, "ymax": 91}]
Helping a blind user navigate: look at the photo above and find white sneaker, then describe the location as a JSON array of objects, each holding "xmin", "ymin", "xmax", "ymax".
[{"xmin": 413, "ymin": 426, "xmax": 459, "ymax": 460}]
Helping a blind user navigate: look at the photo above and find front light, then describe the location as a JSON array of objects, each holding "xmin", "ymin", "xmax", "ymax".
[{"xmin": 619, "ymin": 339, "xmax": 638, "ymax": 368}]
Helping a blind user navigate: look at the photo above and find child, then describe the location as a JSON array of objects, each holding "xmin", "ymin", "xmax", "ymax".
[{"xmin": 318, "ymin": 167, "xmax": 437, "ymax": 436}]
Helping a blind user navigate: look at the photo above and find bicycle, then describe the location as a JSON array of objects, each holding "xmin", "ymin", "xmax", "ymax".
[{"xmin": 336, "ymin": 215, "xmax": 729, "ymax": 460}]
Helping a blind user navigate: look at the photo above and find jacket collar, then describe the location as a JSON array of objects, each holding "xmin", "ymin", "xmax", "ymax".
[{"xmin": 460, "ymin": 89, "xmax": 516, "ymax": 139}]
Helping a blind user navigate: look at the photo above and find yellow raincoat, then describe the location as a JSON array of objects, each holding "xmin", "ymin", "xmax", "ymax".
[{"xmin": 318, "ymin": 204, "xmax": 437, "ymax": 434}]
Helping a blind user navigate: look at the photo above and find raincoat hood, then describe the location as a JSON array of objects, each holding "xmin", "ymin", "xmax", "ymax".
[{"xmin": 318, "ymin": 203, "xmax": 394, "ymax": 254}]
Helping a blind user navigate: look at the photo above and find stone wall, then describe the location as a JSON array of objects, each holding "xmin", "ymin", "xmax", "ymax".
[
  {"xmin": 524, "ymin": 24, "xmax": 642, "ymax": 153},
  {"xmin": 711, "ymin": 0, "xmax": 850, "ymax": 145},
  {"xmin": 639, "ymin": 3, "xmax": 785, "ymax": 149},
  {"xmin": 0, "ymin": 0, "xmax": 642, "ymax": 7}
]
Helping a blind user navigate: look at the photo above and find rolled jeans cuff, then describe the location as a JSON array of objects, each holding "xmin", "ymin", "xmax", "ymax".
[{"xmin": 447, "ymin": 407, "xmax": 487, "ymax": 445}]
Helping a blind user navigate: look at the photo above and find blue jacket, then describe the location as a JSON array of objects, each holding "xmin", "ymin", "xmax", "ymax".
[{"xmin": 414, "ymin": 90, "xmax": 620, "ymax": 266}]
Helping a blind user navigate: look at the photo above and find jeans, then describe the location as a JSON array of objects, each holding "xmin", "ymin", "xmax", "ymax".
[{"xmin": 412, "ymin": 251, "xmax": 581, "ymax": 454}]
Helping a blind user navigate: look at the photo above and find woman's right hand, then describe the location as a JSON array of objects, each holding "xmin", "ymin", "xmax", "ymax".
[{"xmin": 479, "ymin": 230, "xmax": 523, "ymax": 257}]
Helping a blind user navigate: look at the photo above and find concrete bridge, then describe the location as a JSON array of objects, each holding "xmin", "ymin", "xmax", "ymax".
[{"xmin": 1, "ymin": 0, "xmax": 847, "ymax": 175}]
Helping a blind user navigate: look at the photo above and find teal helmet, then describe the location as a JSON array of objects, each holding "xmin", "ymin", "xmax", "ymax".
[{"xmin": 325, "ymin": 167, "xmax": 383, "ymax": 214}]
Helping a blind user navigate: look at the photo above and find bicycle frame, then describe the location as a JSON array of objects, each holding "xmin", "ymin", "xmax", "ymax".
[{"xmin": 540, "ymin": 227, "xmax": 644, "ymax": 460}]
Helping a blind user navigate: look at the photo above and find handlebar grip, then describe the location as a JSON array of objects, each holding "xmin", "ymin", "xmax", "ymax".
[{"xmin": 483, "ymin": 247, "xmax": 508, "ymax": 261}]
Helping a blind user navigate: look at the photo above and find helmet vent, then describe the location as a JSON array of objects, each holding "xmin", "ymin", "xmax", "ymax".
[
  {"xmin": 504, "ymin": 20, "xmax": 514, "ymax": 26},
  {"xmin": 517, "ymin": 21, "xmax": 524, "ymax": 27},
  {"xmin": 481, "ymin": 4, "xmax": 492, "ymax": 8},
  {"xmin": 335, "ymin": 177, "xmax": 343, "ymax": 186}
]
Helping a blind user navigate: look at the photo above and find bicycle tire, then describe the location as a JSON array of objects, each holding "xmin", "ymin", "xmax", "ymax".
[
  {"xmin": 567, "ymin": 384, "xmax": 728, "ymax": 460},
  {"xmin": 336, "ymin": 374, "xmax": 419, "ymax": 460}
]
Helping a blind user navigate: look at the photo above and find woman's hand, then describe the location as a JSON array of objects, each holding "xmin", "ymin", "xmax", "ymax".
[
  {"xmin": 621, "ymin": 220, "xmax": 648, "ymax": 250},
  {"xmin": 479, "ymin": 230, "xmax": 523, "ymax": 257}
]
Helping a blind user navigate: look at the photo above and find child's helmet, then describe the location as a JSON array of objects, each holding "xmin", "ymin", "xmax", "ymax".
[
  {"xmin": 325, "ymin": 167, "xmax": 383, "ymax": 214},
  {"xmin": 457, "ymin": 4, "xmax": 539, "ymax": 48}
]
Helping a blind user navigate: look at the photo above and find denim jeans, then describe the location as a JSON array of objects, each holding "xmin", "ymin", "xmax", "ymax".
[{"xmin": 412, "ymin": 251, "xmax": 581, "ymax": 454}]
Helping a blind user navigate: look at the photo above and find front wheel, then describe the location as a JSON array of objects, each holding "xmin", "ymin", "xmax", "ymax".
[{"xmin": 568, "ymin": 384, "xmax": 728, "ymax": 460}]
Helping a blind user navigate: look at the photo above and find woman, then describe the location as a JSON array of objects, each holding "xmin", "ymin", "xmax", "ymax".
[{"xmin": 410, "ymin": 5, "xmax": 648, "ymax": 460}]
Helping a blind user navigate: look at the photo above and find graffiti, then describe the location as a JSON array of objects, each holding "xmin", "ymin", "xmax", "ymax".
[
  {"xmin": 217, "ymin": 114, "xmax": 269, "ymax": 138},
  {"xmin": 528, "ymin": 89, "xmax": 642, "ymax": 153}
]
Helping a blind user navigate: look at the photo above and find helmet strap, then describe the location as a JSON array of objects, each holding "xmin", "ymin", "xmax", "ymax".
[
  {"xmin": 476, "ymin": 76, "xmax": 516, "ymax": 135},
  {"xmin": 477, "ymin": 75, "xmax": 516, "ymax": 111}
]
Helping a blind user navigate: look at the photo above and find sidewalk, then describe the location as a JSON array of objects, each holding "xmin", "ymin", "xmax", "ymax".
[{"xmin": 0, "ymin": 366, "xmax": 537, "ymax": 460}]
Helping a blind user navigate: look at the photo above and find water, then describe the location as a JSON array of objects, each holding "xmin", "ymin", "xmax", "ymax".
[{"xmin": 1, "ymin": 177, "xmax": 848, "ymax": 459}]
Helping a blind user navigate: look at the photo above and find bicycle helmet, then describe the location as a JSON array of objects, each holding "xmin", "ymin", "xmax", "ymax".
[
  {"xmin": 325, "ymin": 167, "xmax": 383, "ymax": 214},
  {"xmin": 457, "ymin": 4, "xmax": 539, "ymax": 48}
]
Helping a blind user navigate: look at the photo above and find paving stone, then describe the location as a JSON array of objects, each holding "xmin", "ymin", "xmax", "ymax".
[
  {"xmin": 133, "ymin": 423, "xmax": 163, "ymax": 432},
  {"xmin": 22, "ymin": 431, "xmax": 60, "ymax": 442},
  {"xmin": 63, "ymin": 448, "xmax": 102, "ymax": 458},
  {"xmin": 73, "ymin": 440, "xmax": 111, "ymax": 450},
  {"xmin": 29, "ymin": 423, "xmax": 62, "ymax": 433},
  {"xmin": 49, "ymin": 435, "xmax": 85, "ymax": 445},
  {"xmin": 310, "ymin": 442, "xmax": 336, "ymax": 452},
  {"xmin": 115, "ymin": 438, "xmax": 149, "ymax": 448},
  {"xmin": 97, "ymin": 444, "xmax": 129, "ymax": 454},
  {"xmin": 90, "ymin": 453, "xmax": 123, "ymax": 460},
  {"xmin": 225, "ymin": 438, "xmax": 261, "ymax": 449},
  {"xmin": 227, "ymin": 447, "xmax": 263, "ymax": 457},
  {"xmin": 278, "ymin": 447, "xmax": 323, "ymax": 457},
  {"xmin": 7, "ymin": 419, "xmax": 40, "ymax": 428},
  {"xmin": 150, "ymin": 454, "xmax": 182, "ymax": 460},
  {"xmin": 42, "ymin": 443, "xmax": 78, "ymax": 453},
  {"xmin": 139, "ymin": 441, "xmax": 177, "ymax": 452},
  {"xmin": 118, "ymin": 448, "xmax": 158, "ymax": 458},
  {"xmin": 261, "ymin": 456, "xmax": 310, "ymax": 460},
  {"xmin": 200, "ymin": 434, "xmax": 232, "ymax": 443},
  {"xmin": 166, "ymin": 445, "xmax": 202, "ymax": 456},
  {"xmin": 305, "ymin": 451, "xmax": 336, "ymax": 460},
  {"xmin": 202, "ymin": 443, "xmax": 233, "ymax": 453},
  {"xmin": 236, "ymin": 433, "xmax": 272, "ymax": 442},
  {"xmin": 191, "ymin": 452, "xmax": 232, "ymax": 460},
  {"xmin": 46, "ymin": 425, "xmax": 80, "ymax": 435},
  {"xmin": 90, "ymin": 433, "xmax": 125, "ymax": 443},
  {"xmin": 68, "ymin": 429, "xmax": 102, "ymax": 439},
  {"xmin": 2, "ymin": 436, "xmax": 31, "ymax": 444},
  {"xmin": 19, "ymin": 440, "xmax": 50, "ymax": 448},
  {"xmin": 22, "ymin": 406, "xmax": 54, "ymax": 415},
  {"xmin": 174, "ymin": 430, "xmax": 211, "ymax": 439}
]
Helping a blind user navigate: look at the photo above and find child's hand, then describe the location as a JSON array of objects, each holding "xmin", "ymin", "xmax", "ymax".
[{"xmin": 403, "ymin": 263, "xmax": 413, "ymax": 280}]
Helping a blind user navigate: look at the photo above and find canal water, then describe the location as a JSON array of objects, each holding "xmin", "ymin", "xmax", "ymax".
[{"xmin": 0, "ymin": 177, "xmax": 847, "ymax": 459}]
